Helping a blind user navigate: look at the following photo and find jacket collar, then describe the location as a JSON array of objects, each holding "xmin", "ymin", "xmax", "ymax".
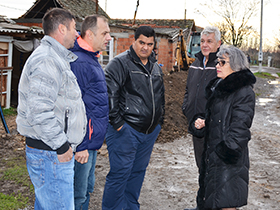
[
  {"xmin": 196, "ymin": 48, "xmax": 219, "ymax": 65},
  {"xmin": 42, "ymin": 35, "xmax": 78, "ymax": 62},
  {"xmin": 71, "ymin": 39, "xmax": 100, "ymax": 58},
  {"xmin": 206, "ymin": 69, "xmax": 256, "ymax": 99}
]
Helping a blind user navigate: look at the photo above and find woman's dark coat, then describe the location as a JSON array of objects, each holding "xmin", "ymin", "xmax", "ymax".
[{"xmin": 189, "ymin": 69, "xmax": 256, "ymax": 209}]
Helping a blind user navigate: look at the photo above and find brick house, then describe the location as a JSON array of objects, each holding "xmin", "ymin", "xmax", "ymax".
[{"xmin": 15, "ymin": 0, "xmax": 199, "ymax": 74}]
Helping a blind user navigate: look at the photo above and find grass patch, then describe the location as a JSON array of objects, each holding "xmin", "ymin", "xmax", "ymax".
[
  {"xmin": 254, "ymin": 72, "xmax": 277, "ymax": 80},
  {"xmin": 2, "ymin": 107, "xmax": 17, "ymax": 116},
  {"xmin": 1, "ymin": 157, "xmax": 32, "ymax": 189},
  {"xmin": 0, "ymin": 193, "xmax": 29, "ymax": 210},
  {"xmin": 0, "ymin": 156, "xmax": 33, "ymax": 209},
  {"xmin": 277, "ymin": 72, "xmax": 280, "ymax": 77},
  {"xmin": 0, "ymin": 193, "xmax": 29, "ymax": 209}
]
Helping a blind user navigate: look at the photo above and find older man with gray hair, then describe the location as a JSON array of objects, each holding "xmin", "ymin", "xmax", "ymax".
[{"xmin": 182, "ymin": 26, "xmax": 221, "ymax": 210}]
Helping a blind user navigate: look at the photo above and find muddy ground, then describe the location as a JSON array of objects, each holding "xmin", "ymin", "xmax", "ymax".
[{"xmin": 0, "ymin": 68, "xmax": 280, "ymax": 210}]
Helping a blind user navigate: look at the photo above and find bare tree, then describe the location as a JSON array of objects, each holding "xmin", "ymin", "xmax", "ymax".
[
  {"xmin": 275, "ymin": 29, "xmax": 280, "ymax": 50},
  {"xmin": 196, "ymin": 0, "xmax": 259, "ymax": 47}
]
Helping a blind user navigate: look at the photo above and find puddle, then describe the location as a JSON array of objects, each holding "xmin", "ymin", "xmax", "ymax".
[
  {"xmin": 257, "ymin": 98, "xmax": 276, "ymax": 106},
  {"xmin": 268, "ymin": 80, "xmax": 280, "ymax": 85},
  {"xmin": 257, "ymin": 80, "xmax": 280, "ymax": 106}
]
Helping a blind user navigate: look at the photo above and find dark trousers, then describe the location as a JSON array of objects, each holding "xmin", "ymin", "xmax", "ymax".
[
  {"xmin": 192, "ymin": 135, "xmax": 204, "ymax": 170},
  {"xmin": 102, "ymin": 123, "xmax": 161, "ymax": 210}
]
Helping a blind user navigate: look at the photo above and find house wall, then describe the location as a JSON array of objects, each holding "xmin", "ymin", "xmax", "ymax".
[
  {"xmin": 17, "ymin": 23, "xmax": 176, "ymax": 74},
  {"xmin": 0, "ymin": 47, "xmax": 8, "ymax": 106},
  {"xmin": 0, "ymin": 36, "xmax": 13, "ymax": 108},
  {"xmin": 18, "ymin": 22, "xmax": 42, "ymax": 28},
  {"xmin": 110, "ymin": 26, "xmax": 175, "ymax": 75},
  {"xmin": 156, "ymin": 37, "xmax": 175, "ymax": 74}
]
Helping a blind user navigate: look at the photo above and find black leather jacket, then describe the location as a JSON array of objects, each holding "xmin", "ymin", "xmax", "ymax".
[{"xmin": 105, "ymin": 46, "xmax": 165, "ymax": 134}]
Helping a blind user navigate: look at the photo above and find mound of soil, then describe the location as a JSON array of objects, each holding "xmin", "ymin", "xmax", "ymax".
[{"xmin": 157, "ymin": 71, "xmax": 189, "ymax": 143}]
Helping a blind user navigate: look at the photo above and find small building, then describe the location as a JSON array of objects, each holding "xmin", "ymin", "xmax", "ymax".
[
  {"xmin": 0, "ymin": 16, "xmax": 43, "ymax": 108},
  {"xmin": 16, "ymin": 0, "xmax": 199, "ymax": 74}
]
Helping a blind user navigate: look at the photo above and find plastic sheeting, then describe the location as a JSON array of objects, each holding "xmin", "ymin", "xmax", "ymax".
[{"xmin": 13, "ymin": 38, "xmax": 40, "ymax": 53}]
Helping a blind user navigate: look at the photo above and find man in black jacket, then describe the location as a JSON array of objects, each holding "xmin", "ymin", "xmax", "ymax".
[
  {"xmin": 102, "ymin": 26, "xmax": 165, "ymax": 210},
  {"xmin": 182, "ymin": 26, "xmax": 221, "ymax": 210}
]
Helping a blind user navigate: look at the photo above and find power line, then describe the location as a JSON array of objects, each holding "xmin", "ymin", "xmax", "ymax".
[{"xmin": 0, "ymin": 4, "xmax": 27, "ymax": 11}]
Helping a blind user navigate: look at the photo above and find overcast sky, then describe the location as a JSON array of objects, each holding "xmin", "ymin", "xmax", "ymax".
[{"xmin": 1, "ymin": 0, "xmax": 279, "ymax": 46}]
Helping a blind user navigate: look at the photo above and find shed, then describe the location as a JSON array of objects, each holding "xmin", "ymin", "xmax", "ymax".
[{"xmin": 0, "ymin": 16, "xmax": 43, "ymax": 108}]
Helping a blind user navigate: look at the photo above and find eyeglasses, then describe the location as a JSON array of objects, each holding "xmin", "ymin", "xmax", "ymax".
[{"xmin": 215, "ymin": 59, "xmax": 229, "ymax": 67}]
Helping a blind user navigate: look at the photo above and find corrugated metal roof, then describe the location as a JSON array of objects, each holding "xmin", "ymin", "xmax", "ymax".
[{"xmin": 0, "ymin": 22, "xmax": 43, "ymax": 35}]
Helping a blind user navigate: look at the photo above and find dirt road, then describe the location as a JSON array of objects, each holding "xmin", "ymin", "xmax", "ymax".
[
  {"xmin": 1, "ymin": 68, "xmax": 279, "ymax": 210},
  {"xmin": 90, "ymin": 70, "xmax": 280, "ymax": 210}
]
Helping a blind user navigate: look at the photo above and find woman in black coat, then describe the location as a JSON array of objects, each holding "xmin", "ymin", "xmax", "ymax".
[{"xmin": 189, "ymin": 45, "xmax": 256, "ymax": 210}]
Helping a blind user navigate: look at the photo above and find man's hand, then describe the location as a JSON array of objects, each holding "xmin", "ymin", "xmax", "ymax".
[
  {"xmin": 57, "ymin": 147, "xmax": 73, "ymax": 162},
  {"xmin": 75, "ymin": 150, "xmax": 89, "ymax": 164},
  {"xmin": 117, "ymin": 125, "xmax": 123, "ymax": 131}
]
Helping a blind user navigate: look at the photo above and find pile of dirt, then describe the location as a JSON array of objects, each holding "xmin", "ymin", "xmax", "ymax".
[{"xmin": 157, "ymin": 71, "xmax": 189, "ymax": 143}]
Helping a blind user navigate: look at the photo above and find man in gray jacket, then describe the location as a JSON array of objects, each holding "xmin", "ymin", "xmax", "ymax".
[
  {"xmin": 182, "ymin": 26, "xmax": 221, "ymax": 210},
  {"xmin": 16, "ymin": 8, "xmax": 86, "ymax": 210}
]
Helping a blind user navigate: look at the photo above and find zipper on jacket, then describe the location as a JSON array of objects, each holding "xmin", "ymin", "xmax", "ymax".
[
  {"xmin": 142, "ymin": 62, "xmax": 156, "ymax": 133},
  {"xmin": 64, "ymin": 108, "xmax": 70, "ymax": 134},
  {"xmin": 135, "ymin": 60, "xmax": 157, "ymax": 134},
  {"xmin": 146, "ymin": 75, "xmax": 156, "ymax": 134}
]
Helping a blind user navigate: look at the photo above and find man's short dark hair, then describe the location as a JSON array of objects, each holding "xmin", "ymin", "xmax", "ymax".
[
  {"xmin": 135, "ymin": 26, "xmax": 155, "ymax": 41},
  {"xmin": 42, "ymin": 8, "xmax": 75, "ymax": 35},
  {"xmin": 81, "ymin": 14, "xmax": 108, "ymax": 39}
]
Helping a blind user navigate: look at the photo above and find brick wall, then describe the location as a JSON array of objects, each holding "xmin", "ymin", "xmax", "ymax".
[{"xmin": 157, "ymin": 38, "xmax": 176, "ymax": 74}]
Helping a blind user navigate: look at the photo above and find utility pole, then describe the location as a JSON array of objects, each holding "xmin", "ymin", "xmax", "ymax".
[
  {"xmin": 96, "ymin": 0, "xmax": 99, "ymax": 14},
  {"xmin": 258, "ymin": 0, "xmax": 263, "ymax": 72},
  {"xmin": 133, "ymin": 0, "xmax": 139, "ymax": 25}
]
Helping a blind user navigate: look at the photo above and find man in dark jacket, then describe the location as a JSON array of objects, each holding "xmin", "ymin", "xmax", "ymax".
[
  {"xmin": 182, "ymin": 26, "xmax": 221, "ymax": 170},
  {"xmin": 70, "ymin": 15, "xmax": 111, "ymax": 210},
  {"xmin": 182, "ymin": 26, "xmax": 221, "ymax": 210},
  {"xmin": 102, "ymin": 26, "xmax": 165, "ymax": 210}
]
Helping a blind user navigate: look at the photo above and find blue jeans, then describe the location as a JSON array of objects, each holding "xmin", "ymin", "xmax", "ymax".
[
  {"xmin": 102, "ymin": 123, "xmax": 161, "ymax": 210},
  {"xmin": 25, "ymin": 145, "xmax": 75, "ymax": 210},
  {"xmin": 74, "ymin": 150, "xmax": 97, "ymax": 210}
]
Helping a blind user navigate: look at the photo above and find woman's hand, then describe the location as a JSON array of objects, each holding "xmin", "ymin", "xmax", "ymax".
[{"xmin": 195, "ymin": 118, "xmax": 205, "ymax": 129}]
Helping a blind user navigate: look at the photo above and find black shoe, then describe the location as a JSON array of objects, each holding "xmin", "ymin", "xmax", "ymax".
[{"xmin": 184, "ymin": 208, "xmax": 197, "ymax": 210}]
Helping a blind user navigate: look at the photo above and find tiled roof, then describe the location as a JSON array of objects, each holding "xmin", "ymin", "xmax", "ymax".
[
  {"xmin": 57, "ymin": 0, "xmax": 110, "ymax": 20},
  {"xmin": 109, "ymin": 19, "xmax": 194, "ymax": 39},
  {"xmin": 110, "ymin": 19, "xmax": 194, "ymax": 29},
  {"xmin": 20, "ymin": 0, "xmax": 110, "ymax": 20}
]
